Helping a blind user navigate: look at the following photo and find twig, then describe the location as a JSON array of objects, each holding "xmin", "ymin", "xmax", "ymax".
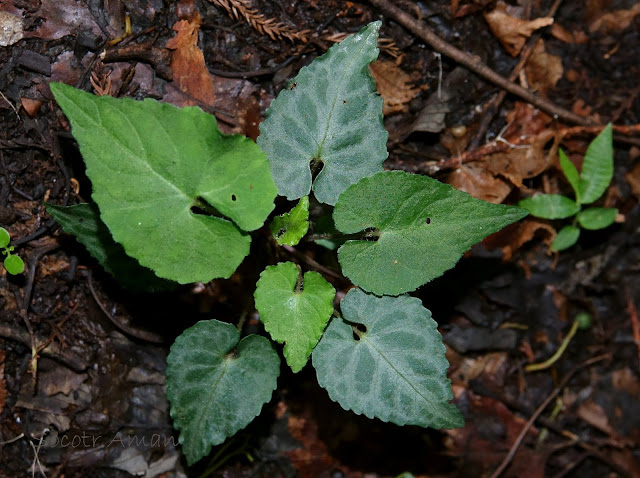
[
  {"xmin": 625, "ymin": 290, "xmax": 640, "ymax": 370},
  {"xmin": 525, "ymin": 319, "xmax": 579, "ymax": 372},
  {"xmin": 469, "ymin": 0, "xmax": 565, "ymax": 149},
  {"xmin": 489, "ymin": 354, "xmax": 610, "ymax": 478},
  {"xmin": 86, "ymin": 272, "xmax": 164, "ymax": 343},
  {"xmin": 281, "ymin": 245, "xmax": 343, "ymax": 281},
  {"xmin": 366, "ymin": 0, "xmax": 593, "ymax": 126}
]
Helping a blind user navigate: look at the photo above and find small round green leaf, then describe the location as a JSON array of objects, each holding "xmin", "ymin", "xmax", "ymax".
[
  {"xmin": 334, "ymin": 171, "xmax": 528, "ymax": 295},
  {"xmin": 4, "ymin": 254, "xmax": 24, "ymax": 275},
  {"xmin": 519, "ymin": 194, "xmax": 580, "ymax": 219},
  {"xmin": 576, "ymin": 207, "xmax": 617, "ymax": 230},
  {"xmin": 166, "ymin": 320, "xmax": 280, "ymax": 465},
  {"xmin": 270, "ymin": 196, "xmax": 310, "ymax": 246},
  {"xmin": 0, "ymin": 228, "xmax": 10, "ymax": 249},
  {"xmin": 255, "ymin": 262, "xmax": 335, "ymax": 372},
  {"xmin": 551, "ymin": 224, "xmax": 580, "ymax": 251},
  {"xmin": 579, "ymin": 123, "xmax": 613, "ymax": 204},
  {"xmin": 258, "ymin": 22, "xmax": 387, "ymax": 205},
  {"xmin": 312, "ymin": 288, "xmax": 464, "ymax": 429},
  {"xmin": 50, "ymin": 83, "xmax": 277, "ymax": 284}
]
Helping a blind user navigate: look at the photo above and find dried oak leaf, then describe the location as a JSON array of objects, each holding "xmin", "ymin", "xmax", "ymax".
[
  {"xmin": 484, "ymin": 7, "xmax": 553, "ymax": 57},
  {"xmin": 370, "ymin": 60, "xmax": 419, "ymax": 115},
  {"xmin": 525, "ymin": 40, "xmax": 563, "ymax": 94},
  {"xmin": 165, "ymin": 13, "xmax": 215, "ymax": 107}
]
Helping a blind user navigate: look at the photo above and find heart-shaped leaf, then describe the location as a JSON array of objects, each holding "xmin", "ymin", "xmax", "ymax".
[
  {"xmin": 50, "ymin": 83, "xmax": 277, "ymax": 283},
  {"xmin": 46, "ymin": 203, "xmax": 174, "ymax": 291},
  {"xmin": 255, "ymin": 261, "xmax": 335, "ymax": 372},
  {"xmin": 166, "ymin": 320, "xmax": 280, "ymax": 465},
  {"xmin": 334, "ymin": 171, "xmax": 528, "ymax": 295},
  {"xmin": 312, "ymin": 288, "xmax": 464, "ymax": 429},
  {"xmin": 257, "ymin": 21, "xmax": 387, "ymax": 205},
  {"xmin": 270, "ymin": 196, "xmax": 310, "ymax": 246}
]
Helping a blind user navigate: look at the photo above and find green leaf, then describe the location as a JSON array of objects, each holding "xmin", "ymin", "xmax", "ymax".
[
  {"xmin": 50, "ymin": 83, "xmax": 277, "ymax": 284},
  {"xmin": 334, "ymin": 171, "xmax": 528, "ymax": 296},
  {"xmin": 579, "ymin": 123, "xmax": 613, "ymax": 204},
  {"xmin": 312, "ymin": 288, "xmax": 464, "ymax": 429},
  {"xmin": 270, "ymin": 196, "xmax": 310, "ymax": 246},
  {"xmin": 166, "ymin": 320, "xmax": 280, "ymax": 465},
  {"xmin": 0, "ymin": 228, "xmax": 9, "ymax": 249},
  {"xmin": 558, "ymin": 149, "xmax": 581, "ymax": 202},
  {"xmin": 551, "ymin": 224, "xmax": 580, "ymax": 251},
  {"xmin": 576, "ymin": 207, "xmax": 618, "ymax": 230},
  {"xmin": 255, "ymin": 262, "xmax": 335, "ymax": 372},
  {"xmin": 257, "ymin": 21, "xmax": 387, "ymax": 205},
  {"xmin": 46, "ymin": 203, "xmax": 174, "ymax": 292},
  {"xmin": 518, "ymin": 194, "xmax": 580, "ymax": 219},
  {"xmin": 4, "ymin": 254, "xmax": 24, "ymax": 275}
]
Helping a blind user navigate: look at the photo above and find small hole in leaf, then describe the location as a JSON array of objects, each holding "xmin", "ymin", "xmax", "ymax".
[
  {"xmin": 231, "ymin": 194, "xmax": 237, "ymax": 202},
  {"xmin": 342, "ymin": 99, "xmax": 347, "ymax": 104},
  {"xmin": 426, "ymin": 217, "xmax": 431, "ymax": 224},
  {"xmin": 191, "ymin": 197, "xmax": 225, "ymax": 219},
  {"xmin": 290, "ymin": 82, "xmax": 297, "ymax": 90},
  {"xmin": 352, "ymin": 323, "xmax": 367, "ymax": 341},
  {"xmin": 276, "ymin": 228, "xmax": 286, "ymax": 238}
]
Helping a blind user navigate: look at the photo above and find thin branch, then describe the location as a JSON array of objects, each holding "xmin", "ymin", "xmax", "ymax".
[
  {"xmin": 366, "ymin": 0, "xmax": 594, "ymax": 126},
  {"xmin": 489, "ymin": 354, "xmax": 611, "ymax": 478}
]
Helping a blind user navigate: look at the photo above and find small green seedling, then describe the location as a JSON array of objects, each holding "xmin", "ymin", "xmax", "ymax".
[
  {"xmin": 46, "ymin": 22, "xmax": 528, "ymax": 465},
  {"xmin": 0, "ymin": 227, "xmax": 24, "ymax": 275},
  {"xmin": 525, "ymin": 311, "xmax": 591, "ymax": 372},
  {"xmin": 519, "ymin": 124, "xmax": 617, "ymax": 251}
]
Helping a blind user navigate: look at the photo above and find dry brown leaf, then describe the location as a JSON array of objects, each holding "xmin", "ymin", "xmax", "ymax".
[
  {"xmin": 370, "ymin": 60, "xmax": 419, "ymax": 115},
  {"xmin": 484, "ymin": 7, "xmax": 553, "ymax": 57},
  {"xmin": 165, "ymin": 13, "xmax": 216, "ymax": 107},
  {"xmin": 625, "ymin": 162, "xmax": 640, "ymax": 200},
  {"xmin": 448, "ymin": 163, "xmax": 513, "ymax": 204},
  {"xmin": 484, "ymin": 218, "xmax": 556, "ymax": 260},
  {"xmin": 25, "ymin": 0, "xmax": 101, "ymax": 41},
  {"xmin": 486, "ymin": 130, "xmax": 556, "ymax": 188},
  {"xmin": 589, "ymin": 3, "xmax": 640, "ymax": 33},
  {"xmin": 525, "ymin": 40, "xmax": 563, "ymax": 94},
  {"xmin": 20, "ymin": 97, "xmax": 43, "ymax": 117}
]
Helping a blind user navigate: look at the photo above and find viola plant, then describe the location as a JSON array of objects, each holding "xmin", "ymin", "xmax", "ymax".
[
  {"xmin": 0, "ymin": 227, "xmax": 24, "ymax": 275},
  {"xmin": 519, "ymin": 124, "xmax": 616, "ymax": 251},
  {"xmin": 47, "ymin": 22, "xmax": 527, "ymax": 465}
]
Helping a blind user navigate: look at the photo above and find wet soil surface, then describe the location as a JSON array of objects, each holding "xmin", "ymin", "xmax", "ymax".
[{"xmin": 1, "ymin": 0, "xmax": 640, "ymax": 477}]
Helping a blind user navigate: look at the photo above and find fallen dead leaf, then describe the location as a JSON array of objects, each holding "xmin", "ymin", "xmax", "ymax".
[
  {"xmin": 25, "ymin": 0, "xmax": 101, "ymax": 41},
  {"xmin": 165, "ymin": 13, "xmax": 216, "ymax": 107},
  {"xmin": 448, "ymin": 163, "xmax": 512, "ymax": 204},
  {"xmin": 483, "ymin": 219, "xmax": 555, "ymax": 260},
  {"xmin": 484, "ymin": 6, "xmax": 553, "ymax": 57},
  {"xmin": 625, "ymin": 162, "xmax": 640, "ymax": 201},
  {"xmin": 370, "ymin": 60, "xmax": 419, "ymax": 115},
  {"xmin": 589, "ymin": 3, "xmax": 640, "ymax": 33},
  {"xmin": 525, "ymin": 40, "xmax": 563, "ymax": 95},
  {"xmin": 20, "ymin": 97, "xmax": 43, "ymax": 117}
]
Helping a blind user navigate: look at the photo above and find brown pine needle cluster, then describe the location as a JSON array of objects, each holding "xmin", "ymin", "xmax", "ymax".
[{"xmin": 208, "ymin": 0, "xmax": 310, "ymax": 43}]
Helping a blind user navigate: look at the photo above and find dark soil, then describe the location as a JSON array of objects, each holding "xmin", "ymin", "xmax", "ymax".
[{"xmin": 1, "ymin": 1, "xmax": 639, "ymax": 477}]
